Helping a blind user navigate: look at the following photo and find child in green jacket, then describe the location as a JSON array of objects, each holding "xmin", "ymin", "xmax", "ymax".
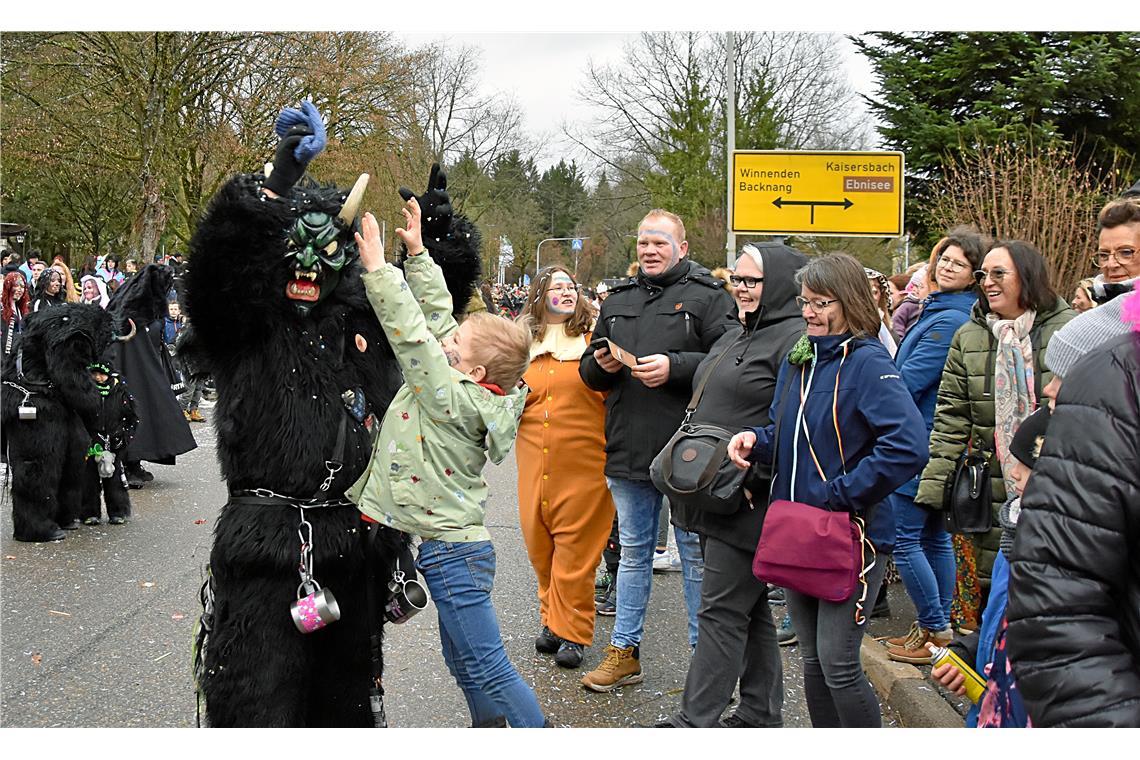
[{"xmin": 348, "ymin": 198, "xmax": 544, "ymax": 727}]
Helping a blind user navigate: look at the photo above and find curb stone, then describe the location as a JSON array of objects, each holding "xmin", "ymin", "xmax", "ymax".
[{"xmin": 862, "ymin": 635, "xmax": 963, "ymax": 727}]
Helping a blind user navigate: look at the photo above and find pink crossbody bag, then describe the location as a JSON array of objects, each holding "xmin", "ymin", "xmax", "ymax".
[{"xmin": 751, "ymin": 342, "xmax": 876, "ymax": 623}]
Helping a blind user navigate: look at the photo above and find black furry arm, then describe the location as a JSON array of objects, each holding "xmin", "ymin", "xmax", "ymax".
[
  {"xmin": 396, "ymin": 165, "xmax": 482, "ymax": 318},
  {"xmin": 48, "ymin": 335, "xmax": 102, "ymax": 436},
  {"xmin": 185, "ymin": 174, "xmax": 294, "ymax": 358}
]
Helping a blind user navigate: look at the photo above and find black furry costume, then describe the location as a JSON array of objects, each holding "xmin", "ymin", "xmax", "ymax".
[
  {"xmin": 1, "ymin": 304, "xmax": 132, "ymax": 541},
  {"xmin": 184, "ymin": 131, "xmax": 480, "ymax": 724}
]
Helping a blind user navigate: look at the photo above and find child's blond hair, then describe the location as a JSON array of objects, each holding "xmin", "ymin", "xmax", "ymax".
[{"xmin": 464, "ymin": 312, "xmax": 533, "ymax": 389}]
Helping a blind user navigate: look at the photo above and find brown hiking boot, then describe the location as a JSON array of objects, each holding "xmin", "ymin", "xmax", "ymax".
[
  {"xmin": 581, "ymin": 644, "xmax": 642, "ymax": 692},
  {"xmin": 885, "ymin": 620, "xmax": 921, "ymax": 648},
  {"xmin": 189, "ymin": 409, "xmax": 206, "ymax": 423},
  {"xmin": 886, "ymin": 626, "xmax": 953, "ymax": 664}
]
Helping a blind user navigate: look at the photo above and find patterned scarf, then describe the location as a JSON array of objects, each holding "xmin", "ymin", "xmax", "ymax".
[{"xmin": 986, "ymin": 310, "xmax": 1037, "ymax": 492}]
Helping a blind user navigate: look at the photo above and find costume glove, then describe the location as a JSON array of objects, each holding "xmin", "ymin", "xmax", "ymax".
[
  {"xmin": 398, "ymin": 163, "xmax": 453, "ymax": 245},
  {"xmin": 263, "ymin": 101, "xmax": 327, "ymax": 195}
]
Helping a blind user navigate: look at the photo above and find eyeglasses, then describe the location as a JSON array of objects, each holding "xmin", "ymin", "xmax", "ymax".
[
  {"xmin": 795, "ymin": 296, "xmax": 839, "ymax": 313},
  {"xmin": 936, "ymin": 256, "xmax": 970, "ymax": 273},
  {"xmin": 729, "ymin": 275, "xmax": 764, "ymax": 288},
  {"xmin": 1090, "ymin": 247, "xmax": 1136, "ymax": 268},
  {"xmin": 974, "ymin": 267, "xmax": 1013, "ymax": 284}
]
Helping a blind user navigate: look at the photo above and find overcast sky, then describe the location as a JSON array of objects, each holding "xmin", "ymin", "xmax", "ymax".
[{"xmin": 400, "ymin": 32, "xmax": 879, "ymax": 173}]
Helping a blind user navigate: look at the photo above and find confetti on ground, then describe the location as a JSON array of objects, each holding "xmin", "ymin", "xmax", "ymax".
[
  {"xmin": 153, "ymin": 652, "xmax": 172, "ymax": 662},
  {"xmin": 31, "ymin": 653, "xmax": 42, "ymax": 666},
  {"xmin": 140, "ymin": 581, "xmax": 155, "ymax": 588},
  {"xmin": 193, "ymin": 519, "xmax": 207, "ymax": 525},
  {"xmin": 48, "ymin": 610, "xmax": 71, "ymax": 617},
  {"xmin": 171, "ymin": 612, "xmax": 185, "ymax": 621},
  {"xmin": 5, "ymin": 555, "xmax": 16, "ymax": 560}
]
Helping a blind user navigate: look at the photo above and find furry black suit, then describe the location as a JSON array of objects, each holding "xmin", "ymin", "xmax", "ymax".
[
  {"xmin": 2, "ymin": 305, "xmax": 126, "ymax": 541},
  {"xmin": 185, "ymin": 168, "xmax": 480, "ymax": 727}
]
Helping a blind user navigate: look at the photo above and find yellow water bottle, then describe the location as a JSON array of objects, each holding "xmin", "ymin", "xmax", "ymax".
[{"xmin": 928, "ymin": 644, "xmax": 987, "ymax": 704}]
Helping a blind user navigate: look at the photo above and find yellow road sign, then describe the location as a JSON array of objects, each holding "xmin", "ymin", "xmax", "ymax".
[{"xmin": 732, "ymin": 150, "xmax": 905, "ymax": 237}]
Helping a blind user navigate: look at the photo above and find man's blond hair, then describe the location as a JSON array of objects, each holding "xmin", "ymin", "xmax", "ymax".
[
  {"xmin": 640, "ymin": 209, "xmax": 686, "ymax": 243},
  {"xmin": 464, "ymin": 312, "xmax": 533, "ymax": 390}
]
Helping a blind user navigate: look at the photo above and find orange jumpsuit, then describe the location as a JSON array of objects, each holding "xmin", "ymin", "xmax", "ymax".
[{"xmin": 517, "ymin": 330, "xmax": 615, "ymax": 646}]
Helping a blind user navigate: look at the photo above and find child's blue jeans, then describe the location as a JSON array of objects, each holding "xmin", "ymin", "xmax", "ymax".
[{"xmin": 416, "ymin": 539, "xmax": 546, "ymax": 727}]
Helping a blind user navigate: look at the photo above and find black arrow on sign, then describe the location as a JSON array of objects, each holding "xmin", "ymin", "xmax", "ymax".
[{"xmin": 772, "ymin": 196, "xmax": 854, "ymax": 224}]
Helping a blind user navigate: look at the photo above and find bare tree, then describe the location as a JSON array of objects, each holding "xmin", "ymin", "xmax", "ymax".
[
  {"xmin": 570, "ymin": 32, "xmax": 868, "ymax": 183},
  {"xmin": 732, "ymin": 32, "xmax": 870, "ymax": 150},
  {"xmin": 565, "ymin": 32, "xmax": 869, "ymax": 264},
  {"xmin": 408, "ymin": 42, "xmax": 526, "ymax": 167},
  {"xmin": 927, "ymin": 138, "xmax": 1129, "ymax": 292}
]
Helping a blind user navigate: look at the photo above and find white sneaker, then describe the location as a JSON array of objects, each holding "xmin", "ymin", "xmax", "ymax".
[{"xmin": 652, "ymin": 550, "xmax": 681, "ymax": 573}]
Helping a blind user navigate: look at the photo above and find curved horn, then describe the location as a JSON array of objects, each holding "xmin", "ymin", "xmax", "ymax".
[
  {"xmin": 113, "ymin": 318, "xmax": 137, "ymax": 343},
  {"xmin": 337, "ymin": 173, "xmax": 370, "ymax": 225}
]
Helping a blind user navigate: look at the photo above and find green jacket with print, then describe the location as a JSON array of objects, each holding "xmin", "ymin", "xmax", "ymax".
[
  {"xmin": 914, "ymin": 296, "xmax": 1074, "ymax": 586},
  {"xmin": 347, "ymin": 253, "xmax": 526, "ymax": 543}
]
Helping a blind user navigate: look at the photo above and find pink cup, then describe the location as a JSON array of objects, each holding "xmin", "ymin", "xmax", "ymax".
[{"xmin": 290, "ymin": 586, "xmax": 341, "ymax": 633}]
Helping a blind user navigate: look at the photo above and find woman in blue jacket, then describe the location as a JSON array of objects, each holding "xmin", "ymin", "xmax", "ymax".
[
  {"xmin": 728, "ymin": 253, "xmax": 928, "ymax": 728},
  {"xmin": 883, "ymin": 229, "xmax": 987, "ymax": 664}
]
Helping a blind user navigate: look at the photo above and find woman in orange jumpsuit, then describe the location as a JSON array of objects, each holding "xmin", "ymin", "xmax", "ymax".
[{"xmin": 517, "ymin": 265, "xmax": 615, "ymax": 669}]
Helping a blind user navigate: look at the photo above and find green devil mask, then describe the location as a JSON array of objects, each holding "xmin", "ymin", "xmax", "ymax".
[{"xmin": 283, "ymin": 173, "xmax": 369, "ymax": 316}]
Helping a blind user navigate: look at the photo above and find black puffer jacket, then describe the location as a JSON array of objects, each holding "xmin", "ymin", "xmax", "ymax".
[
  {"xmin": 670, "ymin": 243, "xmax": 806, "ymax": 552},
  {"xmin": 1006, "ymin": 330, "xmax": 1140, "ymax": 727},
  {"xmin": 579, "ymin": 258, "xmax": 736, "ymax": 480}
]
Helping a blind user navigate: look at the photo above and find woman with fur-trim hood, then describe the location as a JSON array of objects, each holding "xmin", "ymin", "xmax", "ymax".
[{"xmin": 80, "ymin": 275, "xmax": 110, "ymax": 308}]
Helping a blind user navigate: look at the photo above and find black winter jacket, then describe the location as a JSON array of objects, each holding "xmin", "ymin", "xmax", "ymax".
[
  {"xmin": 1006, "ymin": 330, "xmax": 1140, "ymax": 727},
  {"xmin": 669, "ymin": 244, "xmax": 806, "ymax": 551},
  {"xmin": 579, "ymin": 258, "xmax": 736, "ymax": 480}
]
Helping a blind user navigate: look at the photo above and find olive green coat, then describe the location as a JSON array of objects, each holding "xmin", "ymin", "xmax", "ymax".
[{"xmin": 914, "ymin": 297, "xmax": 1075, "ymax": 585}]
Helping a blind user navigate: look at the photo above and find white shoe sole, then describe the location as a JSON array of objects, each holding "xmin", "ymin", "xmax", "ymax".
[{"xmin": 581, "ymin": 672, "xmax": 643, "ymax": 693}]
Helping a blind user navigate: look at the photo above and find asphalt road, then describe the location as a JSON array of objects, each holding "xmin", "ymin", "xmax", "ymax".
[{"xmin": 1, "ymin": 400, "xmax": 899, "ymax": 728}]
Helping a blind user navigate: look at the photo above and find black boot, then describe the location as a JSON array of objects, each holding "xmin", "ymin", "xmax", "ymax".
[{"xmin": 124, "ymin": 461, "xmax": 145, "ymax": 489}]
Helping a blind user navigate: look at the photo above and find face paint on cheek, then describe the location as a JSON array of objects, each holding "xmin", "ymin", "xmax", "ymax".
[
  {"xmin": 444, "ymin": 349, "xmax": 461, "ymax": 367},
  {"xmin": 641, "ymin": 228, "xmax": 681, "ymax": 269}
]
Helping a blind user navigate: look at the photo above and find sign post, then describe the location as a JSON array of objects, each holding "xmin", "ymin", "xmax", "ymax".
[{"xmin": 732, "ymin": 151, "xmax": 904, "ymax": 238}]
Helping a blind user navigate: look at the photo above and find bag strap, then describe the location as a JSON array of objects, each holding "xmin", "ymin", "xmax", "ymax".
[
  {"xmin": 766, "ymin": 361, "xmax": 798, "ymax": 503},
  {"xmin": 684, "ymin": 336, "xmax": 740, "ymax": 420},
  {"xmin": 852, "ymin": 516, "xmax": 876, "ymax": 626},
  {"xmin": 799, "ymin": 340, "xmax": 850, "ymax": 484}
]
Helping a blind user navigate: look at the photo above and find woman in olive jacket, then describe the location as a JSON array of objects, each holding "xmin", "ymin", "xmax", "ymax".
[
  {"xmin": 1006, "ymin": 304, "xmax": 1140, "ymax": 727},
  {"xmin": 914, "ymin": 241, "xmax": 1074, "ymax": 630},
  {"xmin": 662, "ymin": 242, "xmax": 806, "ymax": 728}
]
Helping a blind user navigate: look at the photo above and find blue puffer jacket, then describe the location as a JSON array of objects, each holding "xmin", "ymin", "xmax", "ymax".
[
  {"xmin": 892, "ymin": 289, "xmax": 976, "ymax": 499},
  {"xmin": 747, "ymin": 333, "xmax": 928, "ymax": 550}
]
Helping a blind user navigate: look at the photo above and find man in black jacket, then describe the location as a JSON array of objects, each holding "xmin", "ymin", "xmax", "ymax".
[
  {"xmin": 1006, "ymin": 322, "xmax": 1140, "ymax": 726},
  {"xmin": 578, "ymin": 209, "xmax": 735, "ymax": 692}
]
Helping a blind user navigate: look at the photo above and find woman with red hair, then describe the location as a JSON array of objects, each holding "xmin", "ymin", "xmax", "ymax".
[
  {"xmin": 2, "ymin": 271, "xmax": 29, "ymax": 362},
  {"xmin": 2, "ymin": 270, "xmax": 30, "ymax": 466}
]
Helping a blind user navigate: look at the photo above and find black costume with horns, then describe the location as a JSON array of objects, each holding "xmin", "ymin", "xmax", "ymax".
[
  {"xmin": 2, "ymin": 304, "xmax": 134, "ymax": 541},
  {"xmin": 184, "ymin": 103, "xmax": 480, "ymax": 726}
]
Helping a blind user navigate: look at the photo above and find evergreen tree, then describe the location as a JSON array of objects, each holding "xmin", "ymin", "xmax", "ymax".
[{"xmin": 854, "ymin": 32, "xmax": 1140, "ymax": 242}]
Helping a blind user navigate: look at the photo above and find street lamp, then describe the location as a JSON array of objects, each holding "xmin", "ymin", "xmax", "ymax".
[{"xmin": 535, "ymin": 237, "xmax": 589, "ymax": 277}]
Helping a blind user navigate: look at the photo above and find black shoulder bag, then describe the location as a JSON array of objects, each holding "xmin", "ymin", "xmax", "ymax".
[
  {"xmin": 942, "ymin": 441, "xmax": 993, "ymax": 534},
  {"xmin": 650, "ymin": 345, "xmax": 746, "ymax": 515}
]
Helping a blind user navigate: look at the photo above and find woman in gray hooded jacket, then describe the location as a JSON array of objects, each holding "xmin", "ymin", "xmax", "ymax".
[{"xmin": 660, "ymin": 242, "xmax": 807, "ymax": 728}]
